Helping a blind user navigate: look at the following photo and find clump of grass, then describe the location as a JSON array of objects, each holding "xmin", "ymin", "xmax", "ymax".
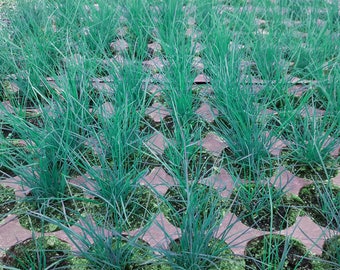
[
  {"xmin": 0, "ymin": 0, "xmax": 65, "ymax": 94},
  {"xmin": 1, "ymin": 119, "xmax": 71, "ymax": 198},
  {"xmin": 159, "ymin": 181, "xmax": 244, "ymax": 270},
  {"xmin": 245, "ymin": 234, "xmax": 313, "ymax": 270},
  {"xmin": 281, "ymin": 107, "xmax": 338, "ymax": 180},
  {"xmin": 205, "ymin": 30, "xmax": 278, "ymax": 179},
  {"xmin": 0, "ymin": 83, "xmax": 91, "ymax": 231},
  {"xmin": 299, "ymin": 182, "xmax": 340, "ymax": 231},
  {"xmin": 229, "ymin": 178, "xmax": 302, "ymax": 231},
  {"xmin": 2, "ymin": 235, "xmax": 74, "ymax": 269},
  {"xmin": 87, "ymin": 166, "xmax": 158, "ymax": 231},
  {"xmin": 250, "ymin": 35, "xmax": 287, "ymax": 81},
  {"xmin": 200, "ymin": 7, "xmax": 236, "ymax": 81},
  {"xmin": 39, "ymin": 214, "xmax": 166, "ymax": 270},
  {"xmin": 153, "ymin": 0, "xmax": 200, "ymax": 127},
  {"xmin": 1, "ymin": 92, "xmax": 91, "ymax": 197},
  {"xmin": 122, "ymin": 0, "xmax": 155, "ymax": 60},
  {"xmin": 0, "ymin": 137, "xmax": 27, "ymax": 178},
  {"xmin": 211, "ymin": 83, "xmax": 276, "ymax": 179},
  {"xmin": 162, "ymin": 182, "xmax": 225, "ymax": 228},
  {"xmin": 162, "ymin": 142, "xmax": 218, "ymax": 183},
  {"xmin": 109, "ymin": 58, "xmax": 152, "ymax": 111},
  {"xmin": 166, "ymin": 236, "xmax": 245, "ymax": 270},
  {"xmin": 83, "ymin": 57, "xmax": 159, "ymax": 231},
  {"xmin": 83, "ymin": 234, "xmax": 163, "ymax": 270}
]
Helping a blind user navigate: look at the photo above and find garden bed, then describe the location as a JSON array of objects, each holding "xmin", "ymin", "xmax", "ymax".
[{"xmin": 0, "ymin": 0, "xmax": 339, "ymax": 269}]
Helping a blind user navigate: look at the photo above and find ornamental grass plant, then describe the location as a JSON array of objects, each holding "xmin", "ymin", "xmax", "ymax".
[
  {"xmin": 82, "ymin": 55, "xmax": 159, "ymax": 231},
  {"xmin": 0, "ymin": 57, "xmax": 97, "ymax": 198},
  {"xmin": 299, "ymin": 181, "xmax": 340, "ymax": 231},
  {"xmin": 209, "ymin": 75, "xmax": 276, "ymax": 179},
  {"xmin": 245, "ymin": 234, "xmax": 314, "ymax": 270},
  {"xmin": 159, "ymin": 172, "xmax": 244, "ymax": 270},
  {"xmin": 1, "ymin": 235, "xmax": 74, "ymax": 270},
  {"xmin": 154, "ymin": 0, "xmax": 200, "ymax": 128},
  {"xmin": 122, "ymin": 0, "xmax": 155, "ymax": 61},
  {"xmin": 0, "ymin": 109, "xmax": 73, "ymax": 199},
  {"xmin": 229, "ymin": 172, "xmax": 303, "ymax": 231},
  {"xmin": 281, "ymin": 105, "xmax": 339, "ymax": 180},
  {"xmin": 202, "ymin": 14, "xmax": 278, "ymax": 179}
]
